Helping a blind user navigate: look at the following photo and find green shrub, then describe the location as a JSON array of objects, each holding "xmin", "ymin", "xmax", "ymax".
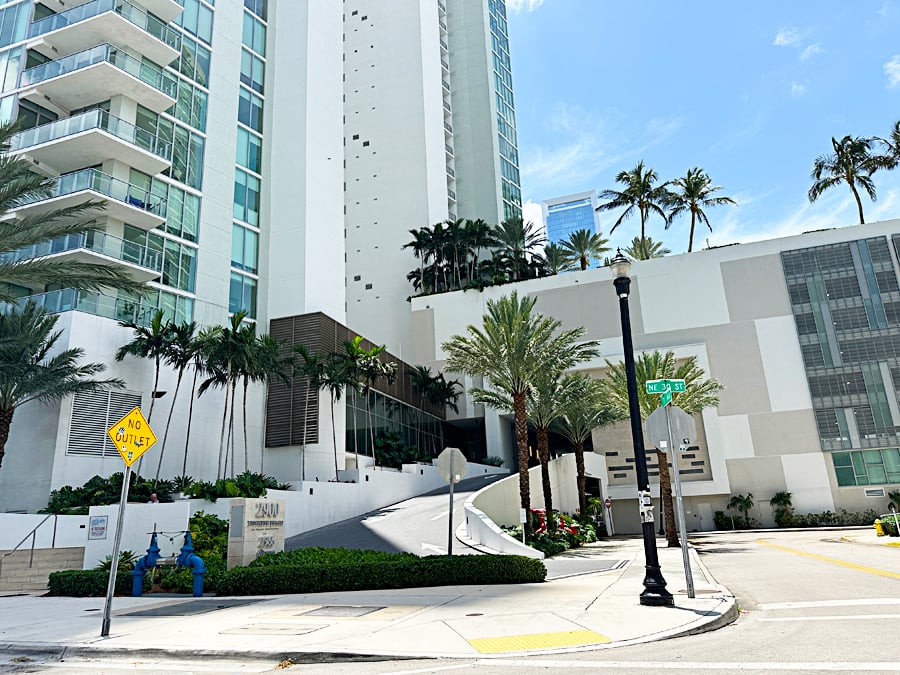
[
  {"xmin": 482, "ymin": 456, "xmax": 504, "ymax": 467},
  {"xmin": 159, "ymin": 558, "xmax": 227, "ymax": 594},
  {"xmin": 250, "ymin": 547, "xmax": 417, "ymax": 567},
  {"xmin": 41, "ymin": 473, "xmax": 174, "ymax": 514},
  {"xmin": 48, "ymin": 569, "xmax": 147, "ymax": 597},
  {"xmin": 186, "ymin": 472, "xmax": 282, "ymax": 502},
  {"xmin": 93, "ymin": 550, "xmax": 138, "ymax": 573},
  {"xmin": 879, "ymin": 516, "xmax": 900, "ymax": 536},
  {"xmin": 217, "ymin": 555, "xmax": 545, "ymax": 596}
]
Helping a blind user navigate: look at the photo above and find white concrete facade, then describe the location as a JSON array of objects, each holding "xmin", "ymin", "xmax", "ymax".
[{"xmin": 410, "ymin": 219, "xmax": 900, "ymax": 532}]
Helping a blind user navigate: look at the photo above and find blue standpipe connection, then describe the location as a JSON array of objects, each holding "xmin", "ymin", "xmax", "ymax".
[
  {"xmin": 175, "ymin": 531, "xmax": 207, "ymax": 597},
  {"xmin": 131, "ymin": 531, "xmax": 161, "ymax": 596}
]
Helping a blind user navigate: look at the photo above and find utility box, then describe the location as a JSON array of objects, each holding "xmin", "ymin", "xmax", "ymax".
[{"xmin": 227, "ymin": 498, "xmax": 286, "ymax": 569}]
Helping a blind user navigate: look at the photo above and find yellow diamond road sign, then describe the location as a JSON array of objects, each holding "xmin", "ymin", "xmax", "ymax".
[{"xmin": 106, "ymin": 407, "xmax": 157, "ymax": 467}]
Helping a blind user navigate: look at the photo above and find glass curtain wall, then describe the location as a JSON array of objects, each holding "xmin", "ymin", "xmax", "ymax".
[{"xmin": 345, "ymin": 389, "xmax": 444, "ymax": 461}]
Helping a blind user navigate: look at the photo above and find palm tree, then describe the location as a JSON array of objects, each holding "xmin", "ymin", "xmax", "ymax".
[
  {"xmin": 623, "ymin": 236, "xmax": 670, "ymax": 260},
  {"xmin": 294, "ymin": 344, "xmax": 324, "ymax": 481},
  {"xmin": 319, "ymin": 350, "xmax": 356, "ymax": 477},
  {"xmin": 181, "ymin": 326, "xmax": 214, "ymax": 478},
  {"xmin": 770, "ymin": 490, "xmax": 793, "ymax": 526},
  {"xmin": 598, "ymin": 160, "xmax": 670, "ymax": 257},
  {"xmin": 596, "ymin": 350, "xmax": 723, "ymax": 547},
  {"xmin": 560, "ymin": 228, "xmax": 611, "ymax": 270},
  {"xmin": 727, "ymin": 492, "xmax": 754, "ymax": 524},
  {"xmin": 463, "ymin": 218, "xmax": 496, "ymax": 285},
  {"xmin": 403, "ymin": 227, "xmax": 433, "ymax": 294},
  {"xmin": 492, "ymin": 217, "xmax": 546, "ymax": 282},
  {"xmin": 808, "ymin": 135, "xmax": 880, "ymax": 225},
  {"xmin": 154, "ymin": 320, "xmax": 197, "ymax": 484},
  {"xmin": 0, "ymin": 122, "xmax": 145, "ymax": 303},
  {"xmin": 666, "ymin": 168, "xmax": 736, "ymax": 252},
  {"xmin": 874, "ymin": 120, "xmax": 900, "ymax": 169},
  {"xmin": 345, "ymin": 336, "xmax": 397, "ymax": 459},
  {"xmin": 243, "ymin": 333, "xmax": 291, "ymax": 473},
  {"xmin": 443, "ymin": 291, "xmax": 600, "ymax": 532},
  {"xmin": 0, "ymin": 303, "xmax": 124, "ymax": 472},
  {"xmin": 542, "ymin": 243, "xmax": 575, "ymax": 274},
  {"xmin": 115, "ymin": 310, "xmax": 171, "ymax": 423},
  {"xmin": 555, "ymin": 373, "xmax": 616, "ymax": 516},
  {"xmin": 198, "ymin": 311, "xmax": 254, "ymax": 479},
  {"xmin": 425, "ymin": 372, "xmax": 462, "ymax": 454}
]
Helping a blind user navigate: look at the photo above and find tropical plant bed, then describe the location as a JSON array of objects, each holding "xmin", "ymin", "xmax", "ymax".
[
  {"xmin": 714, "ymin": 508, "xmax": 880, "ymax": 530},
  {"xmin": 216, "ymin": 548, "xmax": 546, "ymax": 595},
  {"xmin": 502, "ymin": 511, "xmax": 598, "ymax": 557}
]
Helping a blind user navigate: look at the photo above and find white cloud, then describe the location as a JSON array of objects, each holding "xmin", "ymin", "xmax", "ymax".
[
  {"xmin": 506, "ymin": 0, "xmax": 545, "ymax": 13},
  {"xmin": 885, "ymin": 55, "xmax": 900, "ymax": 88},
  {"xmin": 520, "ymin": 103, "xmax": 684, "ymax": 198},
  {"xmin": 522, "ymin": 200, "xmax": 545, "ymax": 234},
  {"xmin": 773, "ymin": 27, "xmax": 803, "ymax": 47},
  {"xmin": 799, "ymin": 43, "xmax": 822, "ymax": 61},
  {"xmin": 791, "ymin": 82, "xmax": 807, "ymax": 97}
]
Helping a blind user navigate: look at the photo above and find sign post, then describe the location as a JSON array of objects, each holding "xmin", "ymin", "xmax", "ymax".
[
  {"xmin": 436, "ymin": 447, "xmax": 466, "ymax": 556},
  {"xmin": 100, "ymin": 407, "xmax": 157, "ymax": 637}
]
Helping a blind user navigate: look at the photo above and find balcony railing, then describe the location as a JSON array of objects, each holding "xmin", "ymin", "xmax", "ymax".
[
  {"xmin": 1, "ymin": 229, "xmax": 162, "ymax": 272},
  {"xmin": 17, "ymin": 167, "xmax": 167, "ymax": 219},
  {"xmin": 20, "ymin": 43, "xmax": 178, "ymax": 99},
  {"xmin": 28, "ymin": 0, "xmax": 181, "ymax": 52},
  {"xmin": 2, "ymin": 288, "xmax": 155, "ymax": 326},
  {"xmin": 10, "ymin": 108, "xmax": 172, "ymax": 162}
]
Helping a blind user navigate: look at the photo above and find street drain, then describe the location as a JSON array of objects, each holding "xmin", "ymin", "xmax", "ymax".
[{"xmin": 300, "ymin": 605, "xmax": 385, "ymax": 618}]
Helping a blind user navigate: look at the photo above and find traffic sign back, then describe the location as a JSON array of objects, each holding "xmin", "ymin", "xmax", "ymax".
[{"xmin": 106, "ymin": 407, "xmax": 157, "ymax": 467}]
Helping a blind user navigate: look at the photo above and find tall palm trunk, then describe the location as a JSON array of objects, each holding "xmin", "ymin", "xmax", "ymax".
[
  {"xmin": 330, "ymin": 394, "xmax": 339, "ymax": 477},
  {"xmin": 513, "ymin": 392, "xmax": 531, "ymax": 534},
  {"xmin": 136, "ymin": 357, "xmax": 162, "ymax": 477},
  {"xmin": 300, "ymin": 374, "xmax": 311, "ymax": 481},
  {"xmin": 537, "ymin": 426, "xmax": 553, "ymax": 530},
  {"xmin": 656, "ymin": 448, "xmax": 680, "ymax": 547},
  {"xmin": 365, "ymin": 389, "xmax": 376, "ymax": 458},
  {"xmin": 574, "ymin": 440, "xmax": 587, "ymax": 517},
  {"xmin": 216, "ymin": 373, "xmax": 230, "ymax": 480},
  {"xmin": 227, "ymin": 379, "xmax": 238, "ymax": 478},
  {"xmin": 181, "ymin": 367, "xmax": 200, "ymax": 477},
  {"xmin": 849, "ymin": 180, "xmax": 865, "ymax": 224},
  {"xmin": 154, "ymin": 368, "xmax": 184, "ymax": 484},
  {"xmin": 0, "ymin": 408, "xmax": 14, "ymax": 470},
  {"xmin": 242, "ymin": 376, "xmax": 250, "ymax": 474},
  {"xmin": 688, "ymin": 210, "xmax": 697, "ymax": 253}
]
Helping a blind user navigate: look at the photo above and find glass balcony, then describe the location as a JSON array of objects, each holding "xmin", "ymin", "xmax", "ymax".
[
  {"xmin": 1, "ymin": 229, "xmax": 162, "ymax": 281},
  {"xmin": 10, "ymin": 108, "xmax": 172, "ymax": 176},
  {"xmin": 2, "ymin": 289, "xmax": 156, "ymax": 326},
  {"xmin": 19, "ymin": 44, "xmax": 178, "ymax": 113},
  {"xmin": 13, "ymin": 167, "xmax": 167, "ymax": 230},
  {"xmin": 27, "ymin": 0, "xmax": 180, "ymax": 65}
]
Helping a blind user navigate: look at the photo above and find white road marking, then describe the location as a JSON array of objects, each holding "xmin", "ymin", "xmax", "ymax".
[
  {"xmin": 430, "ymin": 511, "xmax": 449, "ymax": 520},
  {"xmin": 421, "ymin": 542, "xmax": 446, "ymax": 554},
  {"xmin": 383, "ymin": 665, "xmax": 472, "ymax": 675},
  {"xmin": 477, "ymin": 659, "xmax": 900, "ymax": 671},
  {"xmin": 756, "ymin": 613, "xmax": 900, "ymax": 622},
  {"xmin": 757, "ymin": 597, "xmax": 900, "ymax": 611}
]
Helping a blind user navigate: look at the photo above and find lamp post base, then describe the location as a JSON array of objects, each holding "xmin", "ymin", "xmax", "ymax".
[{"xmin": 639, "ymin": 566, "xmax": 675, "ymax": 606}]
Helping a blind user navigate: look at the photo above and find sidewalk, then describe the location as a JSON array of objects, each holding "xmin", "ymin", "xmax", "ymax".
[{"xmin": 0, "ymin": 536, "xmax": 736, "ymax": 664}]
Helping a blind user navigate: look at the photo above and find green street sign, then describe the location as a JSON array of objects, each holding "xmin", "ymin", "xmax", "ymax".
[
  {"xmin": 660, "ymin": 390, "xmax": 673, "ymax": 407},
  {"xmin": 645, "ymin": 379, "xmax": 686, "ymax": 394}
]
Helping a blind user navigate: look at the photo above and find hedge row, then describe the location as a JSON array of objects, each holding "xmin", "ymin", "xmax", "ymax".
[
  {"xmin": 217, "ymin": 555, "xmax": 546, "ymax": 596},
  {"xmin": 249, "ymin": 547, "xmax": 418, "ymax": 567},
  {"xmin": 48, "ymin": 569, "xmax": 148, "ymax": 597}
]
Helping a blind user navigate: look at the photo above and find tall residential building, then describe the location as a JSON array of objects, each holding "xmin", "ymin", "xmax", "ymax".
[
  {"xmin": 0, "ymin": 0, "xmax": 518, "ymax": 513},
  {"xmin": 0, "ymin": 0, "xmax": 346, "ymax": 512},
  {"xmin": 541, "ymin": 190, "xmax": 602, "ymax": 246},
  {"xmin": 343, "ymin": 0, "xmax": 522, "ymax": 356}
]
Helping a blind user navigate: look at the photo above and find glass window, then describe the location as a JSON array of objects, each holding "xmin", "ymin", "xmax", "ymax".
[
  {"xmin": 175, "ymin": 0, "xmax": 213, "ymax": 45},
  {"xmin": 229, "ymin": 271, "xmax": 257, "ymax": 318},
  {"xmin": 244, "ymin": 0, "xmax": 266, "ymax": 20},
  {"xmin": 238, "ymin": 88, "xmax": 264, "ymax": 132},
  {"xmin": 0, "ymin": 3, "xmax": 28, "ymax": 49},
  {"xmin": 242, "ymin": 12, "xmax": 266, "ymax": 56},
  {"xmin": 235, "ymin": 127, "xmax": 262, "ymax": 173},
  {"xmin": 170, "ymin": 80, "xmax": 208, "ymax": 132},
  {"xmin": 176, "ymin": 35, "xmax": 211, "ymax": 86},
  {"xmin": 231, "ymin": 223, "xmax": 258, "ymax": 273},
  {"xmin": 233, "ymin": 168, "xmax": 260, "ymax": 226},
  {"xmin": 240, "ymin": 49, "xmax": 265, "ymax": 94}
]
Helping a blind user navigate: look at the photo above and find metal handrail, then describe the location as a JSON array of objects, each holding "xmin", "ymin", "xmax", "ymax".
[{"xmin": 0, "ymin": 514, "xmax": 57, "ymax": 582}]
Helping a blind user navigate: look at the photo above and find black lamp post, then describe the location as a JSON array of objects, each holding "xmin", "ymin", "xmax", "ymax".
[{"xmin": 610, "ymin": 250, "xmax": 674, "ymax": 607}]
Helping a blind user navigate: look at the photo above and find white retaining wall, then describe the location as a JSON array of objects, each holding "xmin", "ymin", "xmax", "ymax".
[{"xmin": 0, "ymin": 514, "xmax": 88, "ymax": 550}]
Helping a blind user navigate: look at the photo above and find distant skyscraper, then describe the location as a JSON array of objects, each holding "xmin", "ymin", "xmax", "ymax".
[{"xmin": 541, "ymin": 190, "xmax": 601, "ymax": 245}]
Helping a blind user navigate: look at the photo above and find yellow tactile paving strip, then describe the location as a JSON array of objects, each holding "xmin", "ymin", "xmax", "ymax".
[{"xmin": 468, "ymin": 629, "xmax": 610, "ymax": 653}]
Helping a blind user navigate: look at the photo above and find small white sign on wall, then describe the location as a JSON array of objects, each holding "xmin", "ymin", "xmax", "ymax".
[{"xmin": 88, "ymin": 515, "xmax": 108, "ymax": 540}]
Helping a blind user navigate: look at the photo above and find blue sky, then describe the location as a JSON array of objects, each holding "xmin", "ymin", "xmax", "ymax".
[{"xmin": 506, "ymin": 1, "xmax": 900, "ymax": 255}]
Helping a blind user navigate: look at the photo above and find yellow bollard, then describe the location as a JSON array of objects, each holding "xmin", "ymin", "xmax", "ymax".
[{"xmin": 874, "ymin": 519, "xmax": 885, "ymax": 536}]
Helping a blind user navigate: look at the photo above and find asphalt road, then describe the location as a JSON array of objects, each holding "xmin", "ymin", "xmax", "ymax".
[
  {"xmin": 8, "ymin": 527, "xmax": 898, "ymax": 673},
  {"xmin": 285, "ymin": 473, "xmax": 507, "ymax": 556}
]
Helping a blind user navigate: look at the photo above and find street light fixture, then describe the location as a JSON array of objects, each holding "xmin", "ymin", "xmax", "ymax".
[{"xmin": 610, "ymin": 249, "xmax": 674, "ymax": 607}]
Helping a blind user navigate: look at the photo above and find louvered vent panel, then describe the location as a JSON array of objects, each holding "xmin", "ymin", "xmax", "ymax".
[{"xmin": 67, "ymin": 390, "xmax": 142, "ymax": 457}]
